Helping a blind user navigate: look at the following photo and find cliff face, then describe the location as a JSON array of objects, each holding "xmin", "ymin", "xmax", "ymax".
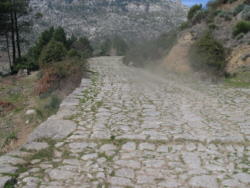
[{"xmin": 30, "ymin": 0, "xmax": 187, "ymax": 41}]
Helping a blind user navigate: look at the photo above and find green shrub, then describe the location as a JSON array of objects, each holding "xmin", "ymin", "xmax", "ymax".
[
  {"xmin": 52, "ymin": 27, "xmax": 67, "ymax": 46},
  {"xmin": 190, "ymin": 32, "xmax": 226, "ymax": 74},
  {"xmin": 188, "ymin": 4, "xmax": 203, "ymax": 21},
  {"xmin": 233, "ymin": 20, "xmax": 250, "ymax": 37},
  {"xmin": 39, "ymin": 40, "xmax": 66, "ymax": 65},
  {"xmin": 67, "ymin": 49, "xmax": 80, "ymax": 57}
]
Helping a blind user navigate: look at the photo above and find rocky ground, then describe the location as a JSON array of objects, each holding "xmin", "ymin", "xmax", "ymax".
[{"xmin": 0, "ymin": 56, "xmax": 250, "ymax": 188}]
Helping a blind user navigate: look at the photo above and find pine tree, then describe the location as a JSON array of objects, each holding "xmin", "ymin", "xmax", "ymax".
[{"xmin": 0, "ymin": 0, "xmax": 30, "ymax": 73}]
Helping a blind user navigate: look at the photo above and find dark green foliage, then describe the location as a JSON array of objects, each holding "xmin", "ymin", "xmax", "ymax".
[
  {"xmin": 53, "ymin": 27, "xmax": 67, "ymax": 46},
  {"xmin": 0, "ymin": 0, "xmax": 11, "ymax": 35},
  {"xmin": 0, "ymin": 0, "xmax": 31, "ymax": 73},
  {"xmin": 4, "ymin": 178, "xmax": 17, "ymax": 188},
  {"xmin": 188, "ymin": 4, "xmax": 202, "ymax": 21},
  {"xmin": 39, "ymin": 40, "xmax": 67, "ymax": 65},
  {"xmin": 66, "ymin": 34, "xmax": 77, "ymax": 49},
  {"xmin": 19, "ymin": 27, "xmax": 92, "ymax": 72},
  {"xmin": 233, "ymin": 20, "xmax": 250, "ymax": 37},
  {"xmin": 67, "ymin": 49, "xmax": 80, "ymax": 57},
  {"xmin": 32, "ymin": 27, "xmax": 55, "ymax": 62},
  {"xmin": 190, "ymin": 32, "xmax": 226, "ymax": 74}
]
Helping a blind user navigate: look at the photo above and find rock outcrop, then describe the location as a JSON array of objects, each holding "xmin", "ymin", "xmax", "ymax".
[{"xmin": 29, "ymin": 0, "xmax": 187, "ymax": 41}]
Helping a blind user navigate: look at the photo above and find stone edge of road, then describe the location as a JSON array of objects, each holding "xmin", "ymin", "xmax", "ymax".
[{"xmin": 0, "ymin": 75, "xmax": 92, "ymax": 188}]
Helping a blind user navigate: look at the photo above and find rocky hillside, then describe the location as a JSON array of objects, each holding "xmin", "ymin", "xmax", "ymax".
[
  {"xmin": 163, "ymin": 0, "xmax": 250, "ymax": 78},
  {"xmin": 30, "ymin": 0, "xmax": 187, "ymax": 41}
]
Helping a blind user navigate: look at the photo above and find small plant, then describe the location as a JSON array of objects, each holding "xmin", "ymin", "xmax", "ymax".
[
  {"xmin": 4, "ymin": 132, "xmax": 17, "ymax": 146},
  {"xmin": 4, "ymin": 178, "xmax": 17, "ymax": 188},
  {"xmin": 233, "ymin": 20, "xmax": 250, "ymax": 37}
]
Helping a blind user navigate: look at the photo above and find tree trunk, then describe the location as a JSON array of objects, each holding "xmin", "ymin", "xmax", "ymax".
[
  {"xmin": 13, "ymin": 0, "xmax": 21, "ymax": 58},
  {"xmin": 5, "ymin": 33, "xmax": 13, "ymax": 72},
  {"xmin": 10, "ymin": 8, "xmax": 16, "ymax": 69}
]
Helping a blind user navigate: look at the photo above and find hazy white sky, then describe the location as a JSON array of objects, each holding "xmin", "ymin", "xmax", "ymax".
[{"xmin": 182, "ymin": 0, "xmax": 209, "ymax": 7}]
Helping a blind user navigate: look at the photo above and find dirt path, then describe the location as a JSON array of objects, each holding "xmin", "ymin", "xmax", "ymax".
[{"xmin": 0, "ymin": 56, "xmax": 250, "ymax": 188}]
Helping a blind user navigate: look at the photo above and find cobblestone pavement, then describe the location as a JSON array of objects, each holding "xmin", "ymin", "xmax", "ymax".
[{"xmin": 0, "ymin": 57, "xmax": 250, "ymax": 188}]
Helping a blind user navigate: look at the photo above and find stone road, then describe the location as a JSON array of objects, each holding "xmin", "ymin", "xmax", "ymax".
[{"xmin": 0, "ymin": 56, "xmax": 250, "ymax": 188}]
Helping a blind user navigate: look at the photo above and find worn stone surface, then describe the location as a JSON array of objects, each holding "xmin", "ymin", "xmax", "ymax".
[
  {"xmin": 28, "ymin": 119, "xmax": 77, "ymax": 141},
  {"xmin": 23, "ymin": 142, "xmax": 49, "ymax": 151},
  {"xmin": 189, "ymin": 175, "xmax": 219, "ymax": 188},
  {"xmin": 0, "ymin": 57, "xmax": 250, "ymax": 187}
]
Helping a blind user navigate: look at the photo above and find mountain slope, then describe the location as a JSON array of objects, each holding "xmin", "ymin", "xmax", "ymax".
[{"xmin": 30, "ymin": 0, "xmax": 187, "ymax": 41}]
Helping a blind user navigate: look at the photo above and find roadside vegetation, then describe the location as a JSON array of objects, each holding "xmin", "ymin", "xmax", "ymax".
[
  {"xmin": 189, "ymin": 31, "xmax": 226, "ymax": 75},
  {"xmin": 0, "ymin": 26, "xmax": 93, "ymax": 154},
  {"xmin": 186, "ymin": 0, "xmax": 250, "ymax": 85},
  {"xmin": 124, "ymin": 0, "xmax": 250, "ymax": 87}
]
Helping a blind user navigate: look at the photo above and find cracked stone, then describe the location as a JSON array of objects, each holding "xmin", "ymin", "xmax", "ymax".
[
  {"xmin": 121, "ymin": 142, "xmax": 136, "ymax": 151},
  {"xmin": 110, "ymin": 177, "xmax": 132, "ymax": 186},
  {"xmin": 23, "ymin": 142, "xmax": 49, "ymax": 151},
  {"xmin": 115, "ymin": 168, "xmax": 135, "ymax": 179},
  {"xmin": 189, "ymin": 175, "xmax": 218, "ymax": 188},
  {"xmin": 49, "ymin": 169, "xmax": 75, "ymax": 180},
  {"xmin": 139, "ymin": 143, "xmax": 155, "ymax": 150}
]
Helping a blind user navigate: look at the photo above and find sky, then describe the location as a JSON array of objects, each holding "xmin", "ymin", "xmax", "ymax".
[{"xmin": 182, "ymin": 0, "xmax": 210, "ymax": 7}]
